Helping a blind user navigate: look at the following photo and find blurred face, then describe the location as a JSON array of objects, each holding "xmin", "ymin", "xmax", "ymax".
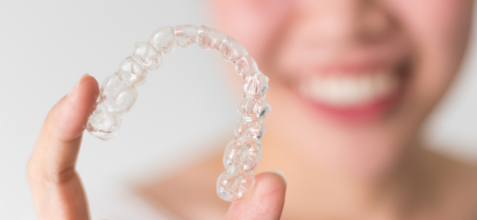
[{"xmin": 212, "ymin": 0, "xmax": 473, "ymax": 179}]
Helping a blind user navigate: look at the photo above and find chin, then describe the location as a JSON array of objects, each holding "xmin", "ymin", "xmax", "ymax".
[{"xmin": 317, "ymin": 128, "xmax": 408, "ymax": 181}]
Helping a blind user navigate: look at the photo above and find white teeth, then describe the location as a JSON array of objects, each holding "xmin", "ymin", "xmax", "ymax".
[{"xmin": 300, "ymin": 70, "xmax": 399, "ymax": 108}]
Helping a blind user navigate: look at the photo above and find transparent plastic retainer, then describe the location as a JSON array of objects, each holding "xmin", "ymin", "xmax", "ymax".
[{"xmin": 86, "ymin": 25, "xmax": 270, "ymax": 202}]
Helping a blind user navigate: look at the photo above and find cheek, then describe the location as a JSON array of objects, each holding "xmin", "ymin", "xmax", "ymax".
[
  {"xmin": 212, "ymin": 0, "xmax": 292, "ymax": 66},
  {"xmin": 384, "ymin": 0, "xmax": 472, "ymax": 56},
  {"xmin": 384, "ymin": 0, "xmax": 472, "ymax": 106}
]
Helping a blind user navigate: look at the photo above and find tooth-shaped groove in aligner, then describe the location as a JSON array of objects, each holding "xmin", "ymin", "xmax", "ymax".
[{"xmin": 85, "ymin": 25, "xmax": 270, "ymax": 203}]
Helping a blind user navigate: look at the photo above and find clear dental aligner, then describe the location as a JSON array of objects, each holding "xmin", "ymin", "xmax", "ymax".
[{"xmin": 86, "ymin": 25, "xmax": 271, "ymax": 202}]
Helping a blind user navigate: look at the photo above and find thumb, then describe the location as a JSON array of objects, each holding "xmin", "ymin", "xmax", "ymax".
[
  {"xmin": 226, "ymin": 171, "xmax": 287, "ymax": 220},
  {"xmin": 28, "ymin": 74, "xmax": 99, "ymax": 220}
]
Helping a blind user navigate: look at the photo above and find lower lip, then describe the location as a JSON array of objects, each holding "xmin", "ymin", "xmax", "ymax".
[{"xmin": 296, "ymin": 87, "xmax": 402, "ymax": 123}]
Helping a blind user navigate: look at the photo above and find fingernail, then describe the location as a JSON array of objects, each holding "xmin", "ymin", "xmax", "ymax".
[
  {"xmin": 268, "ymin": 170, "xmax": 287, "ymax": 186},
  {"xmin": 68, "ymin": 74, "xmax": 90, "ymax": 96}
]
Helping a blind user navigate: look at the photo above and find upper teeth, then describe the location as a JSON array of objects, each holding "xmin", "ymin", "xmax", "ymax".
[{"xmin": 299, "ymin": 70, "xmax": 398, "ymax": 107}]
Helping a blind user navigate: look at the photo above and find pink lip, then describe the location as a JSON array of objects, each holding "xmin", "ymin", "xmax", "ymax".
[
  {"xmin": 291, "ymin": 49, "xmax": 409, "ymax": 123},
  {"xmin": 296, "ymin": 87, "xmax": 403, "ymax": 123}
]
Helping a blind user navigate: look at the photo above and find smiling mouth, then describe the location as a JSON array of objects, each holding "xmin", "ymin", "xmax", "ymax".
[{"xmin": 294, "ymin": 60, "xmax": 409, "ymax": 122}]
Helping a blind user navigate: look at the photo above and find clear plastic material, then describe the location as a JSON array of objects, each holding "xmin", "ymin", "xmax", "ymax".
[
  {"xmin": 150, "ymin": 26, "xmax": 176, "ymax": 54},
  {"xmin": 100, "ymin": 74, "xmax": 138, "ymax": 115},
  {"xmin": 174, "ymin": 25, "xmax": 198, "ymax": 47},
  {"xmin": 86, "ymin": 25, "xmax": 271, "ymax": 202},
  {"xmin": 234, "ymin": 120, "xmax": 265, "ymax": 141},
  {"xmin": 197, "ymin": 25, "xmax": 225, "ymax": 50},
  {"xmin": 86, "ymin": 103, "xmax": 122, "ymax": 141},
  {"xmin": 243, "ymin": 73, "xmax": 269, "ymax": 96},
  {"xmin": 219, "ymin": 36, "xmax": 248, "ymax": 63},
  {"xmin": 217, "ymin": 170, "xmax": 255, "ymax": 201},
  {"xmin": 238, "ymin": 96, "xmax": 271, "ymax": 122},
  {"xmin": 117, "ymin": 57, "xmax": 147, "ymax": 86},
  {"xmin": 132, "ymin": 42, "xmax": 162, "ymax": 71},
  {"xmin": 236, "ymin": 55, "xmax": 260, "ymax": 79}
]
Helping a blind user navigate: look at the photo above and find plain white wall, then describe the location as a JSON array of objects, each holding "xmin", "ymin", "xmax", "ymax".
[{"xmin": 0, "ymin": 0, "xmax": 475, "ymax": 219}]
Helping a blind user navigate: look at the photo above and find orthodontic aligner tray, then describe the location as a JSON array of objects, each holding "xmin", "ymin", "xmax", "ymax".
[{"xmin": 86, "ymin": 25, "xmax": 270, "ymax": 202}]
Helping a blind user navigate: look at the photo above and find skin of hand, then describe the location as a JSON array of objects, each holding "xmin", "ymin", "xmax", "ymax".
[{"xmin": 27, "ymin": 74, "xmax": 287, "ymax": 220}]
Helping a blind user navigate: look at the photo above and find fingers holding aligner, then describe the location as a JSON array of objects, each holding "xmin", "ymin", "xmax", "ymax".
[
  {"xmin": 27, "ymin": 74, "xmax": 286, "ymax": 220},
  {"xmin": 226, "ymin": 172, "xmax": 287, "ymax": 220},
  {"xmin": 27, "ymin": 74, "xmax": 99, "ymax": 220}
]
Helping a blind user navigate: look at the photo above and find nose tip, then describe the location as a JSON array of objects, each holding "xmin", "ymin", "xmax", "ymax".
[
  {"xmin": 302, "ymin": 0, "xmax": 394, "ymax": 46},
  {"xmin": 315, "ymin": 12, "xmax": 359, "ymax": 43}
]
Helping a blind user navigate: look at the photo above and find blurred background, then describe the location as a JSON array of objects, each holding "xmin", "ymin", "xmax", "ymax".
[{"xmin": 0, "ymin": 0, "xmax": 476, "ymax": 219}]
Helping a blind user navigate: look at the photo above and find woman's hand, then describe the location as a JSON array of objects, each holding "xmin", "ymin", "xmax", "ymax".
[{"xmin": 27, "ymin": 74, "xmax": 287, "ymax": 220}]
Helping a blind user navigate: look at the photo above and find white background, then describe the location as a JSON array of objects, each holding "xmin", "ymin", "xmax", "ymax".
[{"xmin": 0, "ymin": 1, "xmax": 476, "ymax": 219}]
